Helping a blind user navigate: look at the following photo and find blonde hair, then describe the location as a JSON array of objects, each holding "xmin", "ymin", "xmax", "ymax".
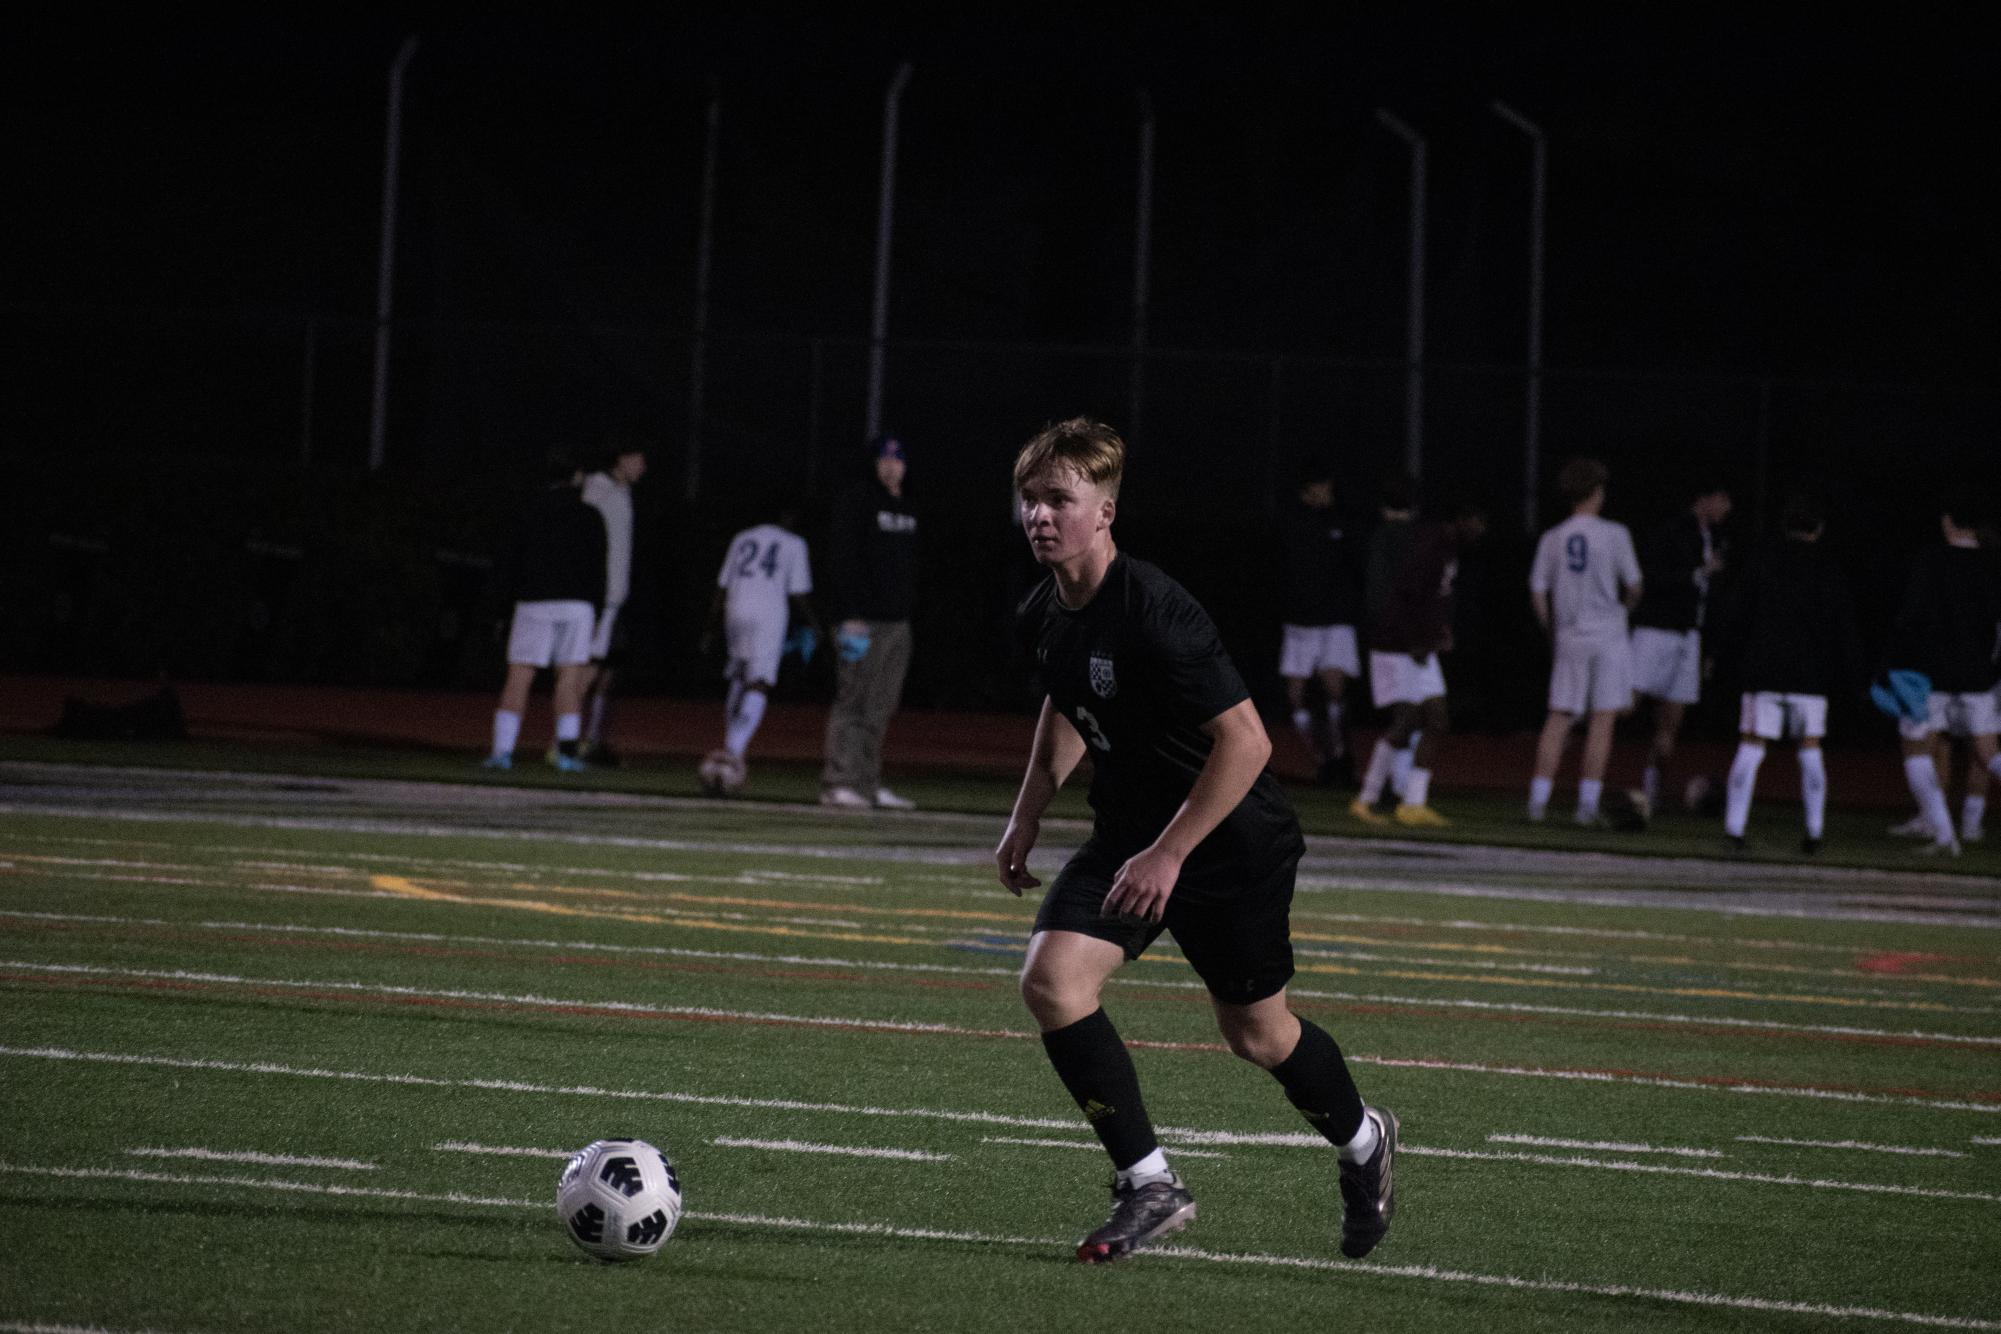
[{"xmin": 1013, "ymin": 417, "xmax": 1125, "ymax": 498}]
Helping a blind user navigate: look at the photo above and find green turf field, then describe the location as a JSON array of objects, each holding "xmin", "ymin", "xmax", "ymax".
[{"xmin": 2, "ymin": 758, "xmax": 1999, "ymax": 1332}]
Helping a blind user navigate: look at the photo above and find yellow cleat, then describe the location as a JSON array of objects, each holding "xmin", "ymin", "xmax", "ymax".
[
  {"xmin": 1349, "ymin": 798, "xmax": 1387, "ymax": 825},
  {"xmin": 1394, "ymin": 803, "xmax": 1451, "ymax": 828}
]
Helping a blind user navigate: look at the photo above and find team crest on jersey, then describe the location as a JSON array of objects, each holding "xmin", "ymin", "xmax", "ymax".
[{"xmin": 1088, "ymin": 653, "xmax": 1117, "ymax": 699}]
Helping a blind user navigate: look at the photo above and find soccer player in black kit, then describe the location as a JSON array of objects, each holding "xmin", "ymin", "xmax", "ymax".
[{"xmin": 995, "ymin": 418, "xmax": 1397, "ymax": 1264}]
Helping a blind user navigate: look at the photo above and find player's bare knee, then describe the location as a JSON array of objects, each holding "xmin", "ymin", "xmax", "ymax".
[{"xmin": 1019, "ymin": 963, "xmax": 1096, "ymax": 1029}]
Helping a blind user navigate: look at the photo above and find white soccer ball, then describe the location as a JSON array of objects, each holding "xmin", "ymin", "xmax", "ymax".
[
  {"xmin": 697, "ymin": 748, "xmax": 745, "ymax": 796},
  {"xmin": 557, "ymin": 1138, "xmax": 683, "ymax": 1261}
]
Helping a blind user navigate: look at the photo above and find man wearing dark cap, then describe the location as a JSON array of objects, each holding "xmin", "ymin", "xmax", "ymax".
[{"xmin": 821, "ymin": 434, "xmax": 920, "ymax": 809}]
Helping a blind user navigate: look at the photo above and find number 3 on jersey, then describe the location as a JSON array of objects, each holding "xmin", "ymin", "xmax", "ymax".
[{"xmin": 1073, "ymin": 705, "xmax": 1112, "ymax": 753}]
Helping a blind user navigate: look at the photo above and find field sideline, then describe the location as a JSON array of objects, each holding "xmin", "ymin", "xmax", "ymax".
[{"xmin": 2, "ymin": 759, "xmax": 1998, "ymax": 1332}]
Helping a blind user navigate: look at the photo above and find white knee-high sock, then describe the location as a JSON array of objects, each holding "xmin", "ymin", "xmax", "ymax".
[
  {"xmin": 1725, "ymin": 741, "xmax": 1766, "ymax": 837},
  {"xmin": 490, "ymin": 709, "xmax": 522, "ymax": 759},
  {"xmin": 1904, "ymin": 755, "xmax": 1955, "ymax": 845},
  {"xmin": 1358, "ymin": 739, "xmax": 1396, "ymax": 804},
  {"xmin": 1390, "ymin": 735, "xmax": 1419, "ymax": 797},
  {"xmin": 1797, "ymin": 748, "xmax": 1827, "ymax": 838},
  {"xmin": 725, "ymin": 689, "xmax": 768, "ymax": 759}
]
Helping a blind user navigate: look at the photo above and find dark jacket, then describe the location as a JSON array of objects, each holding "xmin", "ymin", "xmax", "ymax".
[
  {"xmin": 1887, "ymin": 544, "xmax": 2001, "ymax": 693},
  {"xmin": 1633, "ymin": 511, "xmax": 1721, "ymax": 633},
  {"xmin": 1373, "ymin": 520, "xmax": 1462, "ymax": 656},
  {"xmin": 499, "ymin": 484, "xmax": 607, "ymax": 609},
  {"xmin": 1277, "ymin": 499, "xmax": 1363, "ymax": 626},
  {"xmin": 827, "ymin": 478, "xmax": 918, "ymax": 623},
  {"xmin": 1735, "ymin": 538, "xmax": 1862, "ymax": 697}
]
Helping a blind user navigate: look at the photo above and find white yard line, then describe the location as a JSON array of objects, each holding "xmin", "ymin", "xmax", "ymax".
[
  {"xmin": 126, "ymin": 1147, "xmax": 376, "ymax": 1171},
  {"xmin": 0, "ymin": 1160, "xmax": 1992, "ymax": 1331},
  {"xmin": 981, "ymin": 1136, "xmax": 1230, "ymax": 1159},
  {"xmin": 1409, "ymin": 1145, "xmax": 2001, "ymax": 1204},
  {"xmin": 433, "ymin": 1141, "xmax": 571, "ymax": 1160},
  {"xmin": 710, "ymin": 1137, "xmax": 953, "ymax": 1163},
  {"xmin": 1735, "ymin": 1136, "xmax": 1968, "ymax": 1159},
  {"xmin": 1486, "ymin": 1134, "xmax": 1722, "ymax": 1159}
]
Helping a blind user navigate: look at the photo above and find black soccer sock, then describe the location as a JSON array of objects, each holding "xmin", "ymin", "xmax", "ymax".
[
  {"xmin": 1269, "ymin": 1018, "xmax": 1367, "ymax": 1147},
  {"xmin": 1040, "ymin": 1008, "xmax": 1160, "ymax": 1172}
]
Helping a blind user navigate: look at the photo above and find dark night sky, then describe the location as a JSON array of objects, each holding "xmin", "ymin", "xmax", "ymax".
[{"xmin": 10, "ymin": 8, "xmax": 1998, "ymax": 383}]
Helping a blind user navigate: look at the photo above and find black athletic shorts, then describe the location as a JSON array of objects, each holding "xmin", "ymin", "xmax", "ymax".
[{"xmin": 1032, "ymin": 838, "xmax": 1299, "ymax": 1005}]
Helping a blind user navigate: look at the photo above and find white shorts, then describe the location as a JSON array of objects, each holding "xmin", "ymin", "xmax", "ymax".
[
  {"xmin": 1899, "ymin": 690, "xmax": 2001, "ymax": 742},
  {"xmin": 1740, "ymin": 692, "xmax": 1827, "ymax": 742},
  {"xmin": 1280, "ymin": 624, "xmax": 1361, "ymax": 680},
  {"xmin": 726, "ymin": 612, "xmax": 787, "ymax": 685},
  {"xmin": 1631, "ymin": 626, "xmax": 1701, "ymax": 705},
  {"xmin": 506, "ymin": 600, "xmax": 595, "ymax": 668},
  {"xmin": 1369, "ymin": 650, "xmax": 1446, "ymax": 708},
  {"xmin": 589, "ymin": 603, "xmax": 623, "ymax": 661},
  {"xmin": 1548, "ymin": 635, "xmax": 1633, "ymax": 715}
]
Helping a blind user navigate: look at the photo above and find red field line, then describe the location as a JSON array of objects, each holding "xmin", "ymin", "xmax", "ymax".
[{"xmin": 9, "ymin": 970, "xmax": 2000, "ymax": 1107}]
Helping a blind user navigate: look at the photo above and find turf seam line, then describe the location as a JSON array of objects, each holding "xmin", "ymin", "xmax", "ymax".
[
  {"xmin": 125, "ymin": 1147, "xmax": 378, "ymax": 1171},
  {"xmin": 710, "ymin": 1137, "xmax": 954, "ymax": 1162},
  {"xmin": 1733, "ymin": 1136, "xmax": 1969, "ymax": 1159}
]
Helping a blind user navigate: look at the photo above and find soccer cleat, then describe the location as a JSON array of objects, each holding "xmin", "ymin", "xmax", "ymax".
[
  {"xmin": 820, "ymin": 786, "xmax": 872, "ymax": 810},
  {"xmin": 480, "ymin": 754, "xmax": 512, "ymax": 771},
  {"xmin": 1800, "ymin": 835, "xmax": 1824, "ymax": 856},
  {"xmin": 549, "ymin": 753, "xmax": 587, "ymax": 774},
  {"xmin": 1348, "ymin": 798, "xmax": 1387, "ymax": 825},
  {"xmin": 1887, "ymin": 813, "xmax": 1933, "ymax": 838},
  {"xmin": 1393, "ymin": 803, "xmax": 1449, "ymax": 828},
  {"xmin": 1916, "ymin": 839, "xmax": 1962, "ymax": 859},
  {"xmin": 873, "ymin": 787, "xmax": 917, "ymax": 811},
  {"xmin": 1075, "ymin": 1172, "xmax": 1196, "ymax": 1264},
  {"xmin": 1726, "ymin": 834, "xmax": 1748, "ymax": 854},
  {"xmin": 1338, "ymin": 1106, "xmax": 1398, "ymax": 1259}
]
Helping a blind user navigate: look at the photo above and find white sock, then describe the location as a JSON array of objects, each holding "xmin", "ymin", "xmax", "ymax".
[
  {"xmin": 1323, "ymin": 701, "xmax": 1346, "ymax": 757},
  {"xmin": 1725, "ymin": 741, "xmax": 1766, "ymax": 837},
  {"xmin": 1402, "ymin": 767, "xmax": 1432, "ymax": 808},
  {"xmin": 725, "ymin": 689, "xmax": 768, "ymax": 759},
  {"xmin": 490, "ymin": 709, "xmax": 522, "ymax": 759},
  {"xmin": 1337, "ymin": 1110, "xmax": 1380, "ymax": 1163},
  {"xmin": 1798, "ymin": 748, "xmax": 1827, "ymax": 839},
  {"xmin": 1117, "ymin": 1147, "xmax": 1171, "ymax": 1185},
  {"xmin": 1528, "ymin": 775, "xmax": 1554, "ymax": 820},
  {"xmin": 555, "ymin": 712, "xmax": 582, "ymax": 743},
  {"xmin": 1642, "ymin": 763, "xmax": 1661, "ymax": 809},
  {"xmin": 1390, "ymin": 736, "xmax": 1419, "ymax": 796},
  {"xmin": 1577, "ymin": 778, "xmax": 1603, "ymax": 820},
  {"xmin": 1904, "ymin": 754, "xmax": 1955, "ymax": 845},
  {"xmin": 1358, "ymin": 739, "xmax": 1395, "ymax": 804},
  {"xmin": 1964, "ymin": 794, "xmax": 1987, "ymax": 839}
]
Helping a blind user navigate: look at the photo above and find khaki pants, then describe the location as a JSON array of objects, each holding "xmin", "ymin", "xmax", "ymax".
[{"xmin": 821, "ymin": 619, "xmax": 912, "ymax": 794}]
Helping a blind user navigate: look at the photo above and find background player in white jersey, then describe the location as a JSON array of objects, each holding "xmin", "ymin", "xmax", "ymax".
[
  {"xmin": 1527, "ymin": 457, "xmax": 1643, "ymax": 825},
  {"xmin": 698, "ymin": 494, "xmax": 819, "ymax": 794},
  {"xmin": 577, "ymin": 435, "xmax": 647, "ymax": 765}
]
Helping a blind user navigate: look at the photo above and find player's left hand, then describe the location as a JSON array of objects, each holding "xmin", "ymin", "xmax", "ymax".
[{"xmin": 1104, "ymin": 845, "xmax": 1183, "ymax": 924}]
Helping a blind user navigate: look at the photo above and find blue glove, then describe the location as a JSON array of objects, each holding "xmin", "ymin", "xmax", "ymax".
[
  {"xmin": 1869, "ymin": 668, "xmax": 1930, "ymax": 722},
  {"xmin": 836, "ymin": 629, "xmax": 872, "ymax": 663},
  {"xmin": 784, "ymin": 626, "xmax": 818, "ymax": 664}
]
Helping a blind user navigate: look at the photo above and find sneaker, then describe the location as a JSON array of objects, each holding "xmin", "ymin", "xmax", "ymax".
[
  {"xmin": 479, "ymin": 754, "xmax": 512, "ymax": 771},
  {"xmin": 549, "ymin": 753, "xmax": 587, "ymax": 775},
  {"xmin": 873, "ymin": 787, "xmax": 916, "ymax": 811},
  {"xmin": 1338, "ymin": 1106, "xmax": 1398, "ymax": 1259},
  {"xmin": 1393, "ymin": 803, "xmax": 1449, "ymax": 828},
  {"xmin": 1888, "ymin": 813, "xmax": 1933, "ymax": 838},
  {"xmin": 1348, "ymin": 797, "xmax": 1387, "ymax": 826},
  {"xmin": 1075, "ymin": 1172, "xmax": 1196, "ymax": 1264},
  {"xmin": 820, "ymin": 786, "xmax": 872, "ymax": 810}
]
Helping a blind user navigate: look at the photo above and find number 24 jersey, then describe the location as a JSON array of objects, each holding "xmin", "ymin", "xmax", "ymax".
[{"xmin": 1016, "ymin": 554, "xmax": 1301, "ymax": 888}]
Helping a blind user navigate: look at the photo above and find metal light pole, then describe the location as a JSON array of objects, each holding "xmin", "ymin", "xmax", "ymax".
[
  {"xmin": 685, "ymin": 86, "xmax": 721, "ymax": 503},
  {"xmin": 366, "ymin": 34, "xmax": 419, "ymax": 473},
  {"xmin": 1492, "ymin": 100, "xmax": 1547, "ymax": 533},
  {"xmin": 1375, "ymin": 109, "xmax": 1427, "ymax": 482},
  {"xmin": 864, "ymin": 62, "xmax": 914, "ymax": 442},
  {"xmin": 1128, "ymin": 90, "xmax": 1156, "ymax": 447}
]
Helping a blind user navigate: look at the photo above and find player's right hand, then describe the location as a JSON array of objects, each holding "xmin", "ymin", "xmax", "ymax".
[{"xmin": 994, "ymin": 821, "xmax": 1041, "ymax": 897}]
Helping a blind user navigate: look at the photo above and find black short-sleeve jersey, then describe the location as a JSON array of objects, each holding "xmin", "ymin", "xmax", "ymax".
[{"xmin": 1016, "ymin": 554, "xmax": 1303, "ymax": 890}]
